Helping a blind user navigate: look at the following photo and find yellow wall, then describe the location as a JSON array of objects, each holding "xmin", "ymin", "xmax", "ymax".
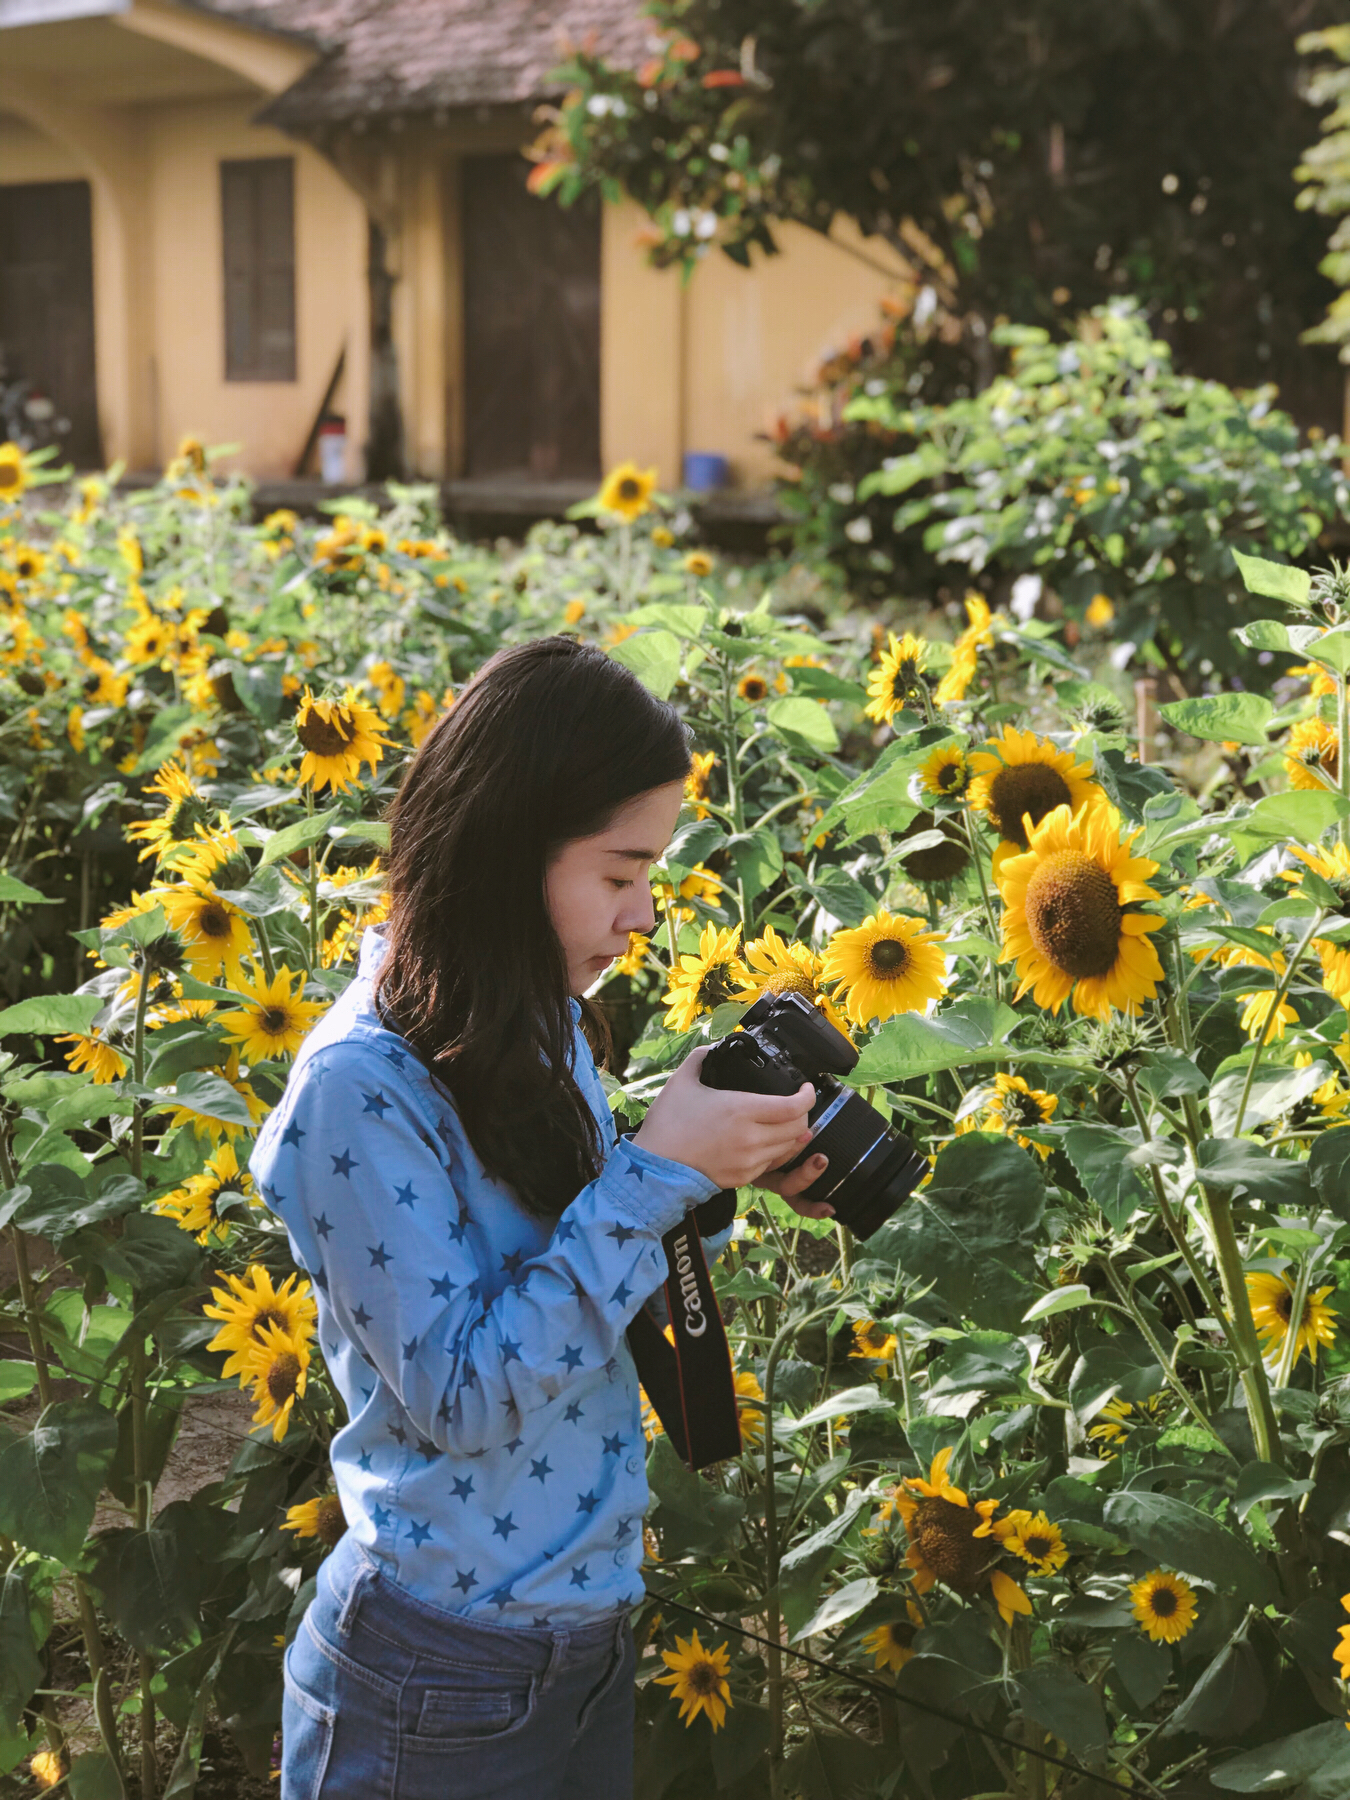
[
  {"xmin": 599, "ymin": 205, "xmax": 908, "ymax": 490},
  {"xmin": 144, "ymin": 98, "xmax": 368, "ymax": 481}
]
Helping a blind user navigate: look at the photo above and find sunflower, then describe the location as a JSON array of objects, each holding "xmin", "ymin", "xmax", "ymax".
[
  {"xmin": 958, "ymin": 1073, "xmax": 1058, "ymax": 1157},
  {"xmin": 55, "ymin": 1028, "xmax": 127, "ymax": 1084},
  {"xmin": 736, "ymin": 925, "xmax": 851, "ymax": 1034},
  {"xmin": 997, "ymin": 803, "xmax": 1165, "ymax": 1020},
  {"xmin": 1246, "ymin": 1270, "xmax": 1338, "ymax": 1368},
  {"xmin": 892, "ymin": 1449, "xmax": 1030, "ymax": 1624},
  {"xmin": 654, "ymin": 1630, "xmax": 733, "ymax": 1730},
  {"xmin": 163, "ymin": 1048, "xmax": 266, "ymax": 1143},
  {"xmin": 67, "ymin": 706, "xmax": 86, "ymax": 753},
  {"xmin": 852, "ymin": 1319, "xmax": 897, "ymax": 1360},
  {"xmin": 934, "ymin": 643, "xmax": 978, "ymax": 706},
  {"xmin": 1285, "ymin": 717, "xmax": 1340, "ymax": 791},
  {"xmin": 1238, "ymin": 987, "xmax": 1298, "ymax": 1042},
  {"xmin": 284, "ymin": 1493, "xmax": 348, "ymax": 1548},
  {"xmin": 155, "ymin": 1140, "xmax": 255, "ymax": 1243},
  {"xmin": 204, "ymin": 1265, "xmax": 317, "ymax": 1380},
  {"xmin": 11, "ymin": 544, "xmax": 46, "ymax": 583},
  {"xmin": 1288, "ymin": 661, "xmax": 1339, "ymax": 699},
  {"xmin": 737, "ymin": 671, "xmax": 769, "ymax": 704},
  {"xmin": 683, "ymin": 551, "xmax": 714, "ymax": 577},
  {"xmin": 653, "ymin": 862, "xmax": 722, "ymax": 923},
  {"xmin": 863, "ymin": 1611, "xmax": 921, "ymax": 1674},
  {"xmin": 864, "ymin": 631, "xmax": 929, "ymax": 724},
  {"xmin": 598, "ymin": 462, "xmax": 658, "ymax": 521},
  {"xmin": 686, "ymin": 750, "xmax": 717, "ymax": 819},
  {"xmin": 563, "ymin": 598, "xmax": 586, "ymax": 625},
  {"xmin": 217, "ymin": 965, "xmax": 327, "ymax": 1059},
  {"xmin": 821, "ymin": 909, "xmax": 950, "ymax": 1028},
  {"xmin": 969, "ymin": 726, "xmax": 1100, "ymax": 852},
  {"xmin": 733, "ymin": 1368, "xmax": 766, "ymax": 1446},
  {"xmin": 1130, "ymin": 1570, "xmax": 1197, "ymax": 1644},
  {"xmin": 156, "ymin": 876, "xmax": 252, "ymax": 984},
  {"xmin": 125, "ymin": 760, "xmax": 216, "ymax": 864},
  {"xmin": 367, "ymin": 659, "xmax": 406, "ymax": 721},
  {"xmin": 919, "ymin": 744, "xmax": 969, "ymax": 799},
  {"xmin": 29, "ymin": 1748, "xmax": 66, "ymax": 1790},
  {"xmin": 79, "ymin": 657, "xmax": 129, "ymax": 707},
  {"xmin": 614, "ymin": 933, "xmax": 651, "ymax": 978},
  {"xmin": 403, "ymin": 688, "xmax": 444, "ymax": 747},
  {"xmin": 123, "ymin": 611, "xmax": 172, "ymax": 667},
  {"xmin": 1283, "ymin": 843, "xmax": 1350, "ymax": 1004},
  {"xmin": 243, "ymin": 1321, "xmax": 310, "ymax": 1442},
  {"xmin": 293, "ymin": 685, "xmax": 392, "ymax": 793},
  {"xmin": 171, "ymin": 819, "xmax": 251, "ymax": 890},
  {"xmin": 1086, "ymin": 1393, "xmax": 1167, "ymax": 1451},
  {"xmin": 1085, "ymin": 594, "xmax": 1115, "ymax": 628},
  {"xmin": 663, "ymin": 923, "xmax": 748, "ymax": 1031},
  {"xmin": 0, "ymin": 441, "xmax": 28, "ymax": 500},
  {"xmin": 1000, "ymin": 1510, "xmax": 1069, "ymax": 1575},
  {"xmin": 897, "ymin": 810, "xmax": 970, "ymax": 885},
  {"xmin": 1335, "ymin": 1593, "xmax": 1350, "ymax": 1680}
]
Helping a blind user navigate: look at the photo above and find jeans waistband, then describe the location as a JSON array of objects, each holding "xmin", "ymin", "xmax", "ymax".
[{"xmin": 321, "ymin": 1533, "xmax": 627, "ymax": 1673}]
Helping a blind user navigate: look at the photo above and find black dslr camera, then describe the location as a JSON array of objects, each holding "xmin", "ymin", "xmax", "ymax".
[{"xmin": 698, "ymin": 990, "xmax": 928, "ymax": 1239}]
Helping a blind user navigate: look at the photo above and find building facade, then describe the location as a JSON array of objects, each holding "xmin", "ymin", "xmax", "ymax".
[{"xmin": 0, "ymin": 0, "xmax": 908, "ymax": 492}]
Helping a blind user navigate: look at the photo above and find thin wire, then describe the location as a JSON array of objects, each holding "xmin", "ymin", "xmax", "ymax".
[{"xmin": 646, "ymin": 1589, "xmax": 1152, "ymax": 1799}]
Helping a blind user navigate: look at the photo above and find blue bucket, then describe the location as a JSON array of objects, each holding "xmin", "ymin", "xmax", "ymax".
[{"xmin": 683, "ymin": 451, "xmax": 729, "ymax": 493}]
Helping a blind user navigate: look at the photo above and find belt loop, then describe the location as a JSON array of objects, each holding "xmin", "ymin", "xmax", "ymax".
[
  {"xmin": 335, "ymin": 1553, "xmax": 373, "ymax": 1639},
  {"xmin": 540, "ymin": 1629, "xmax": 570, "ymax": 1694}
]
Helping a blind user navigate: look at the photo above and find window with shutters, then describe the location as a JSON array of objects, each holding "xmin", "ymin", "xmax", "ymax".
[{"xmin": 221, "ymin": 158, "xmax": 296, "ymax": 382}]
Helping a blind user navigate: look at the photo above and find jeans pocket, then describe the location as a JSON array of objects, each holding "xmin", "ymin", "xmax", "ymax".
[
  {"xmin": 414, "ymin": 1675, "xmax": 537, "ymax": 1743},
  {"xmin": 575, "ymin": 1624, "xmax": 634, "ymax": 1735},
  {"xmin": 281, "ymin": 1646, "xmax": 337, "ymax": 1800}
]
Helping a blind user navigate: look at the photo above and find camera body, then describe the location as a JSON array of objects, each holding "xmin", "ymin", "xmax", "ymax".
[{"xmin": 698, "ymin": 990, "xmax": 927, "ymax": 1239}]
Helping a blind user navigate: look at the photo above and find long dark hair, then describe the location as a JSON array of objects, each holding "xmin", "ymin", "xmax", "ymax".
[{"xmin": 375, "ymin": 636, "xmax": 691, "ymax": 1216}]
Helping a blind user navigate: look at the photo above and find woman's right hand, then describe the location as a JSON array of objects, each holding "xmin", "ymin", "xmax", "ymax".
[{"xmin": 631, "ymin": 1045, "xmax": 816, "ymax": 1191}]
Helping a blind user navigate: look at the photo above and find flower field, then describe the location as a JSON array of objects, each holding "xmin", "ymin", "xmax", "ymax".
[{"xmin": 4, "ymin": 438, "xmax": 1350, "ymax": 1799}]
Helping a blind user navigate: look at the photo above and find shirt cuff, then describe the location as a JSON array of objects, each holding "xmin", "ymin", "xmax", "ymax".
[{"xmin": 598, "ymin": 1134, "xmax": 720, "ymax": 1235}]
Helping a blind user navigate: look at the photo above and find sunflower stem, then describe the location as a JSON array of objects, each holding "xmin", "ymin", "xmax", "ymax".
[
  {"xmin": 253, "ymin": 917, "xmax": 276, "ymax": 984},
  {"xmin": 130, "ymin": 955, "xmax": 151, "ymax": 1183},
  {"xmin": 1272, "ymin": 1257, "xmax": 1316, "ymax": 1393},
  {"xmin": 1098, "ymin": 1256, "xmax": 1234, "ymax": 1453},
  {"xmin": 1120, "ymin": 1070, "xmax": 1227, "ymax": 1331},
  {"xmin": 961, "ymin": 810, "xmax": 1004, "ymax": 1003},
  {"xmin": 304, "ymin": 784, "xmax": 320, "ymax": 970},
  {"xmin": 1230, "ymin": 910, "xmax": 1324, "ymax": 1138},
  {"xmin": 1200, "ymin": 1185, "xmax": 1286, "ymax": 1473}
]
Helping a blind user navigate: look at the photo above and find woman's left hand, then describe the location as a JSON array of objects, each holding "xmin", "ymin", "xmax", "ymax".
[{"xmin": 756, "ymin": 1153, "xmax": 834, "ymax": 1221}]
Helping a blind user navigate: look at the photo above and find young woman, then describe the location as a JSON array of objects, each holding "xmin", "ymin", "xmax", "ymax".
[{"xmin": 255, "ymin": 636, "xmax": 832, "ymax": 1800}]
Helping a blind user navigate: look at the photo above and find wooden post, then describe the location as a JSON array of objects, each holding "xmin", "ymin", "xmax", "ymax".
[{"xmin": 1135, "ymin": 676, "xmax": 1158, "ymax": 764}]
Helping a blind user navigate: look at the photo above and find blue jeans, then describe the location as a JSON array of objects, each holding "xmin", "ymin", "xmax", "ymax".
[{"xmin": 281, "ymin": 1535, "xmax": 635, "ymax": 1800}]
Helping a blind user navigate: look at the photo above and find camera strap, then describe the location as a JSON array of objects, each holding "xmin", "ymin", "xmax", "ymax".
[{"xmin": 625, "ymin": 1188, "xmax": 743, "ymax": 1472}]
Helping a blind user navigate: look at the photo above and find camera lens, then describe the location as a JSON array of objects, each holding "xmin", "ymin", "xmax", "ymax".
[{"xmin": 798, "ymin": 1088, "xmax": 928, "ymax": 1239}]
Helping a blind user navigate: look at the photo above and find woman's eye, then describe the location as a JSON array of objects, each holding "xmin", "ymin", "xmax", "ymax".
[{"xmin": 609, "ymin": 878, "xmax": 634, "ymax": 891}]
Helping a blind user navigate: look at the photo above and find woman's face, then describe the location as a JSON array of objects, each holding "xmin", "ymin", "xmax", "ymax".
[{"xmin": 545, "ymin": 780, "xmax": 687, "ymax": 994}]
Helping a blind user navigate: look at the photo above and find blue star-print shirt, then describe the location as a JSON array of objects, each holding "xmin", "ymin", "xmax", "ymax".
[{"xmin": 249, "ymin": 923, "xmax": 722, "ymax": 1626}]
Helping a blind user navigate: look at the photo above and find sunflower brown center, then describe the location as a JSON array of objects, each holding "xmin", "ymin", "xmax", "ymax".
[
  {"xmin": 1149, "ymin": 1586, "xmax": 1178, "ymax": 1618},
  {"xmin": 900, "ymin": 811, "xmax": 970, "ymax": 884},
  {"xmin": 1023, "ymin": 1534, "xmax": 1054, "ymax": 1560},
  {"xmin": 1023, "ymin": 849, "xmax": 1123, "ymax": 979},
  {"xmin": 698, "ymin": 963, "xmax": 739, "ymax": 1009},
  {"xmin": 911, "ymin": 1496, "xmax": 992, "ymax": 1592},
  {"xmin": 251, "ymin": 1306, "xmax": 287, "ymax": 1341},
  {"xmin": 266, "ymin": 1351, "xmax": 301, "ymax": 1405},
  {"xmin": 260, "ymin": 1006, "xmax": 290, "ymax": 1035},
  {"xmin": 988, "ymin": 763, "xmax": 1072, "ymax": 846},
  {"xmin": 763, "ymin": 970, "xmax": 816, "ymax": 1000},
  {"xmin": 297, "ymin": 710, "xmax": 355, "ymax": 756},
  {"xmin": 741, "ymin": 678, "xmax": 767, "ymax": 701},
  {"xmin": 316, "ymin": 1495, "xmax": 347, "ymax": 1546},
  {"xmin": 1273, "ymin": 1288, "xmax": 1293, "ymax": 1323},
  {"xmin": 935, "ymin": 759, "xmax": 964, "ymax": 791},
  {"xmin": 197, "ymin": 902, "xmax": 234, "ymax": 941},
  {"xmin": 686, "ymin": 1661, "xmax": 721, "ymax": 1696},
  {"xmin": 0, "ymin": 462, "xmax": 20, "ymax": 492},
  {"xmin": 1000, "ymin": 1090, "xmax": 1044, "ymax": 1129},
  {"xmin": 866, "ymin": 937, "xmax": 911, "ymax": 977}
]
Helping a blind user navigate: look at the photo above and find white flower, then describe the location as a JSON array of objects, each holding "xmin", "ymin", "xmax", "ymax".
[
  {"xmin": 1011, "ymin": 573, "xmax": 1043, "ymax": 621},
  {"xmin": 844, "ymin": 516, "xmax": 873, "ymax": 543}
]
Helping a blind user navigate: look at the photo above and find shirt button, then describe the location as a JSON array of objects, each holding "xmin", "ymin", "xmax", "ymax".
[
  {"xmin": 615, "ymin": 1548, "xmax": 628, "ymax": 1565},
  {"xmin": 626, "ymin": 1456, "xmax": 639, "ymax": 1475}
]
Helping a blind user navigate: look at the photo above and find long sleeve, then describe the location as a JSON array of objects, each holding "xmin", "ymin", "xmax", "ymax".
[{"xmin": 255, "ymin": 1036, "xmax": 720, "ymax": 1458}]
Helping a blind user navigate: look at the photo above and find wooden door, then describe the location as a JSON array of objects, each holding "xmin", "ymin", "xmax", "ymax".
[
  {"xmin": 0, "ymin": 181, "xmax": 100, "ymax": 468},
  {"xmin": 462, "ymin": 154, "xmax": 601, "ymax": 480}
]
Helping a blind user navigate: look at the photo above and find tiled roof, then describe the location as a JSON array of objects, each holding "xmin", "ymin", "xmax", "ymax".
[{"xmin": 190, "ymin": 0, "xmax": 650, "ymax": 124}]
